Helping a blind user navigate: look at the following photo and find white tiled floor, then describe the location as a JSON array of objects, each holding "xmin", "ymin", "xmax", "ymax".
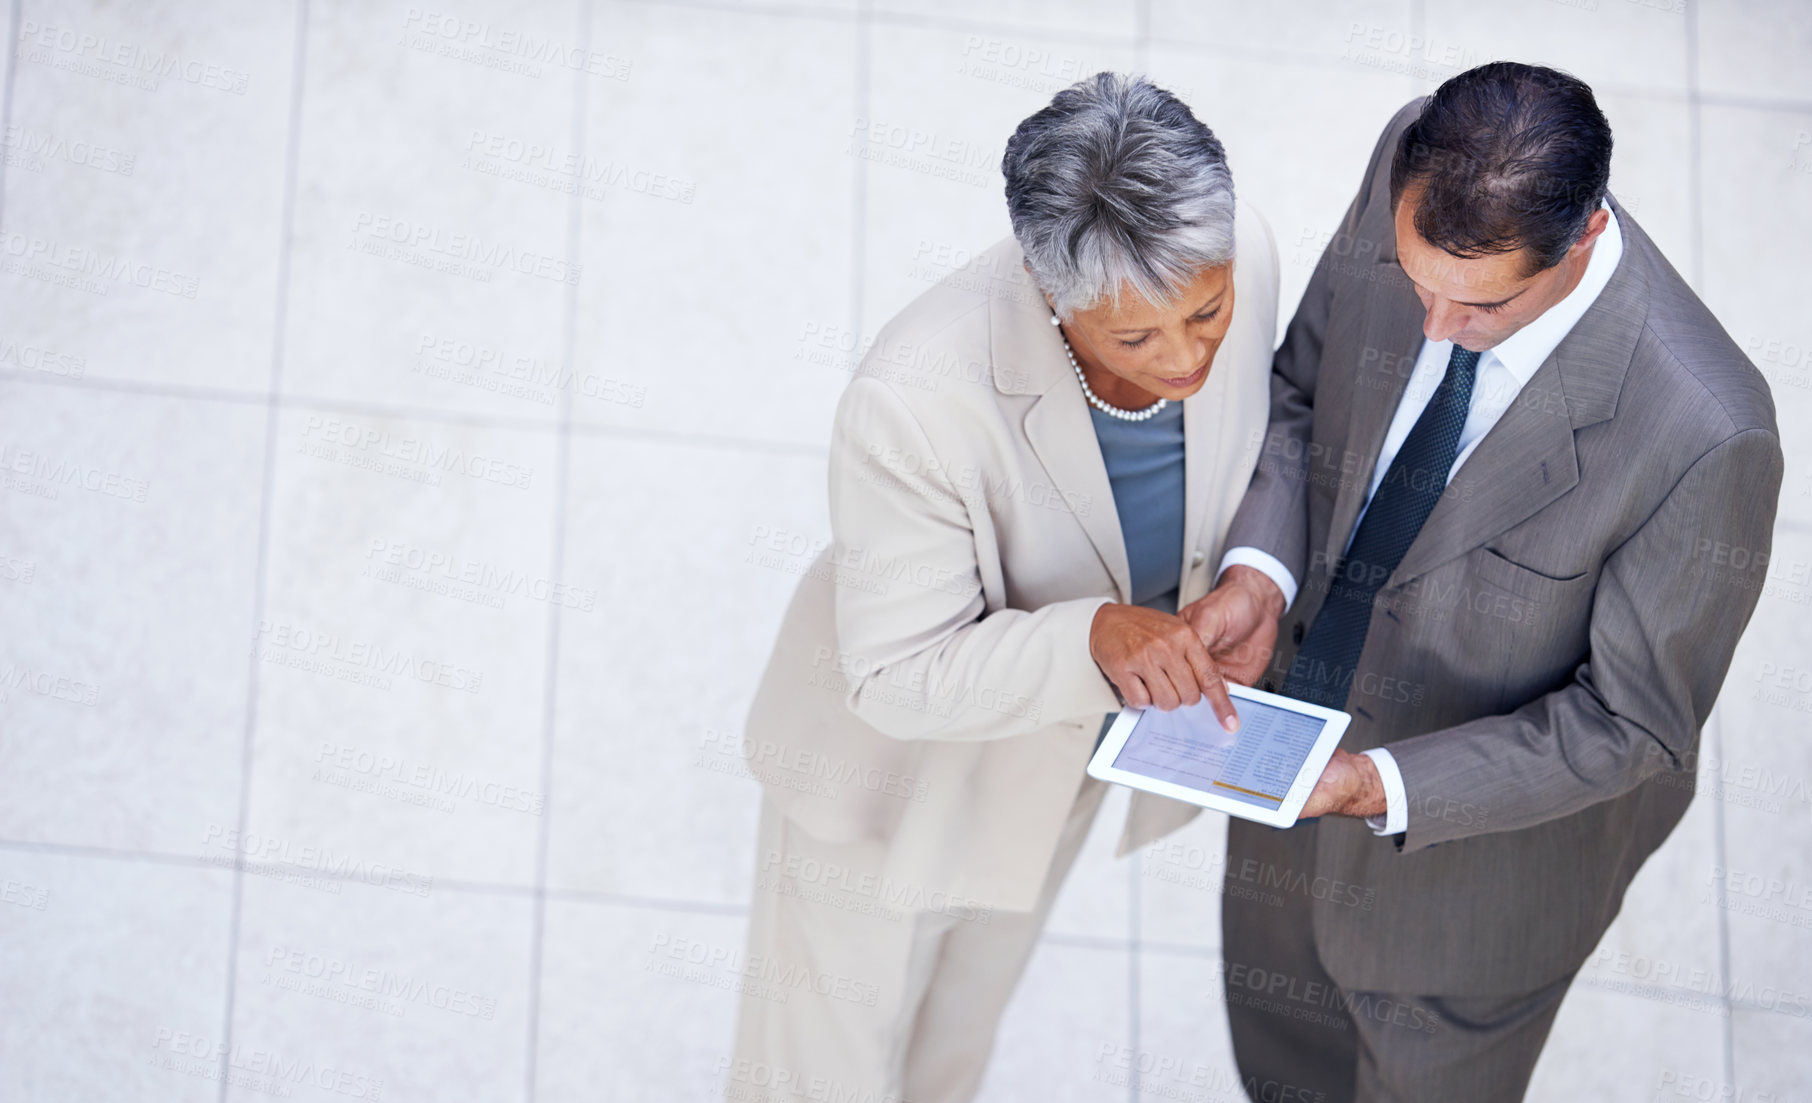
[{"xmin": 1, "ymin": 2, "xmax": 1808, "ymax": 1101}]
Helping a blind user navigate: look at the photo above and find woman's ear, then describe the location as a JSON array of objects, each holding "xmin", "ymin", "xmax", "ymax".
[{"xmin": 1023, "ymin": 261, "xmax": 1059, "ymax": 317}]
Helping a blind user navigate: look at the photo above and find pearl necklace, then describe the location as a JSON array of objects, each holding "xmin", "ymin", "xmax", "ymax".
[{"xmin": 1051, "ymin": 314, "xmax": 1168, "ymax": 422}]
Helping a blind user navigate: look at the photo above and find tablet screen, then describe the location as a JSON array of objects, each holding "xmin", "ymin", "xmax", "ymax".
[{"xmin": 1110, "ymin": 695, "xmax": 1329, "ymax": 812}]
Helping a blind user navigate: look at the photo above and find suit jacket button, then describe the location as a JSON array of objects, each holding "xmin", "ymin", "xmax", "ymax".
[
  {"xmin": 1292, "ymin": 623, "xmax": 1304, "ymax": 644},
  {"xmin": 1191, "ymin": 550, "xmax": 1206, "ymax": 568}
]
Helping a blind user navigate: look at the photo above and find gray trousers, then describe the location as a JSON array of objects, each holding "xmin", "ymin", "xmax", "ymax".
[{"xmin": 1221, "ymin": 818, "xmax": 1575, "ymax": 1103}]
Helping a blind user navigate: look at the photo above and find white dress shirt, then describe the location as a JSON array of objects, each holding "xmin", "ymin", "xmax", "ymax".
[{"xmin": 1218, "ymin": 203, "xmax": 1623, "ymax": 835}]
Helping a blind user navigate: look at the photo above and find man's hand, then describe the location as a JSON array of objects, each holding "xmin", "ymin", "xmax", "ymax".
[
  {"xmin": 1089, "ymin": 604, "xmax": 1239, "ymax": 730},
  {"xmin": 1179, "ymin": 565, "xmax": 1285, "ymax": 687},
  {"xmin": 1299, "ymin": 749, "xmax": 1387, "ymax": 820}
]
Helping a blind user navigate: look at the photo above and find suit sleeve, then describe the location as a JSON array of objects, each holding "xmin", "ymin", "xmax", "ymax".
[
  {"xmin": 1221, "ymin": 98, "xmax": 1426, "ymax": 582},
  {"xmin": 826, "ymin": 375, "xmax": 1120, "ymax": 742},
  {"xmin": 1386, "ymin": 427, "xmax": 1785, "ymax": 851}
]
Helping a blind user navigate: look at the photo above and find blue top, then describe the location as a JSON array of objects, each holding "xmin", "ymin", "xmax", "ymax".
[{"xmin": 1088, "ymin": 400, "xmax": 1187, "ymax": 615}]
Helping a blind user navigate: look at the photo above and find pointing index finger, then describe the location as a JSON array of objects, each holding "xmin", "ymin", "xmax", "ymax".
[{"xmin": 1184, "ymin": 634, "xmax": 1239, "ymax": 733}]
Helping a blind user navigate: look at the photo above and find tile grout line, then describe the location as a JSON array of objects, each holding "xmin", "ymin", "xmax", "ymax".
[
  {"xmin": 613, "ymin": 0, "xmax": 1144, "ymax": 49},
  {"xmin": 523, "ymin": 0, "xmax": 593, "ymax": 1097},
  {"xmin": 850, "ymin": 0, "xmax": 870, "ymax": 339},
  {"xmin": 1409, "ymin": 0, "xmax": 1427, "ymax": 99},
  {"xmin": 0, "ymin": 368, "xmax": 828, "ymax": 459},
  {"xmin": 0, "ymin": 0, "xmax": 20, "ymax": 230},
  {"xmin": 1696, "ymin": 90, "xmax": 1812, "ymax": 114},
  {"xmin": 12, "ymin": 372, "xmax": 1812, "ymax": 548},
  {"xmin": 0, "ymin": 833, "xmax": 756, "ymax": 911},
  {"xmin": 1686, "ymin": 0, "xmax": 1707, "ymax": 295},
  {"xmin": 597, "ymin": 0, "xmax": 1812, "ymax": 116},
  {"xmin": 1684, "ymin": 0, "xmax": 1737, "ymax": 1089},
  {"xmin": 1127, "ymin": 849, "xmax": 1143, "ymax": 1103},
  {"xmin": 0, "ymin": 835, "xmax": 1088, "ymax": 923},
  {"xmin": 215, "ymin": 1, "xmax": 311, "ymax": 1099},
  {"xmin": 6, "ymin": 827, "xmax": 1795, "ymax": 1005}
]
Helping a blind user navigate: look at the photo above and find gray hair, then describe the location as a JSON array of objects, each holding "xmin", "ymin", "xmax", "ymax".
[{"xmin": 1002, "ymin": 72, "xmax": 1235, "ymax": 318}]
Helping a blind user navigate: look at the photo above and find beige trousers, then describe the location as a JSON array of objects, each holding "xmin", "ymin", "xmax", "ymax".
[{"xmin": 724, "ymin": 772, "xmax": 1107, "ymax": 1103}]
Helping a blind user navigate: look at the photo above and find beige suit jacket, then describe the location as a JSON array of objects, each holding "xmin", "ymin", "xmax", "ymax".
[{"xmin": 741, "ymin": 204, "xmax": 1281, "ymax": 913}]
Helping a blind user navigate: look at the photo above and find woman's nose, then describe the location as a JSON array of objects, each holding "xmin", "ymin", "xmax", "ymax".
[{"xmin": 1167, "ymin": 335, "xmax": 1209, "ymax": 375}]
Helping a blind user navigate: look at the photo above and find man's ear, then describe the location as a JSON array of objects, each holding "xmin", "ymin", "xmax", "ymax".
[{"xmin": 1572, "ymin": 206, "xmax": 1610, "ymax": 253}]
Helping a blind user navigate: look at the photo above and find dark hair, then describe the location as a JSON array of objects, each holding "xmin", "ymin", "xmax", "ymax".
[{"xmin": 1389, "ymin": 62, "xmax": 1612, "ymax": 276}]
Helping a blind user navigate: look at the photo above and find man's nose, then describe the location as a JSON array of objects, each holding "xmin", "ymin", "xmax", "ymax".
[{"xmin": 1423, "ymin": 300, "xmax": 1467, "ymax": 343}]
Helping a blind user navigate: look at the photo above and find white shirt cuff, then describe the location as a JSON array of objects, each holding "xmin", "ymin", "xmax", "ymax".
[
  {"xmin": 1360, "ymin": 747, "xmax": 1407, "ymax": 836},
  {"xmin": 1215, "ymin": 547, "xmax": 1298, "ymax": 613}
]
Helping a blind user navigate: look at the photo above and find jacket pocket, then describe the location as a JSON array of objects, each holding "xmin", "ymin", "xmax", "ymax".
[{"xmin": 1473, "ymin": 546, "xmax": 1588, "ymax": 603}]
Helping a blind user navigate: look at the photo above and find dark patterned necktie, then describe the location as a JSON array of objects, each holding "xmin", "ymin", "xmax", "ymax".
[{"xmin": 1280, "ymin": 345, "xmax": 1481, "ymax": 709}]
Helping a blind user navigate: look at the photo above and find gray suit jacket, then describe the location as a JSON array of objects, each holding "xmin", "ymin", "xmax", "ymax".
[{"xmin": 1228, "ymin": 98, "xmax": 1785, "ymax": 995}]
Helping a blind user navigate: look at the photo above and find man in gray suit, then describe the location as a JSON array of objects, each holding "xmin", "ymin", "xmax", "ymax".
[{"xmin": 1182, "ymin": 62, "xmax": 1783, "ymax": 1100}]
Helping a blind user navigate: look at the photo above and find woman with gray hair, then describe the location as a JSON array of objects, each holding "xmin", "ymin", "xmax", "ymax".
[{"xmin": 728, "ymin": 73, "xmax": 1279, "ymax": 1102}]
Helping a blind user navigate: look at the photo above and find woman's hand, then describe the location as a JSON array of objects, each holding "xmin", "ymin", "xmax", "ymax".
[{"xmin": 1089, "ymin": 604, "xmax": 1239, "ymax": 730}]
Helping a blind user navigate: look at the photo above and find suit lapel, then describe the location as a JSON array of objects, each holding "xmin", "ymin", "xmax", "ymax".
[
  {"xmin": 1387, "ymin": 201, "xmax": 1645, "ymax": 589},
  {"xmin": 1386, "ymin": 366, "xmax": 1580, "ymax": 588},
  {"xmin": 1023, "ymin": 389, "xmax": 1131, "ymax": 603},
  {"xmin": 1322, "ymin": 269, "xmax": 1427, "ymax": 576},
  {"xmin": 990, "ymin": 255, "xmax": 1132, "ymax": 604}
]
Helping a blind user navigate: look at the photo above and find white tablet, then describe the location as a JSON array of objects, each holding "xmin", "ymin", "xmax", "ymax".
[{"xmin": 1086, "ymin": 683, "xmax": 1351, "ymax": 828}]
